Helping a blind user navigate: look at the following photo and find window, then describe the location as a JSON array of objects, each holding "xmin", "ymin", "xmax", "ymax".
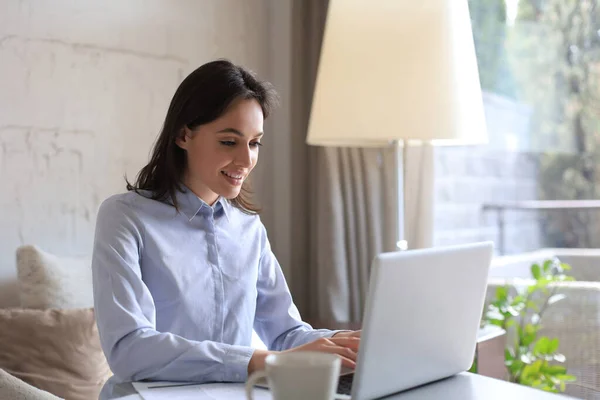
[{"xmin": 433, "ymin": 0, "xmax": 600, "ymax": 255}]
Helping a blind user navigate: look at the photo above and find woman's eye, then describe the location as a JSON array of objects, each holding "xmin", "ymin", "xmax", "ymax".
[{"xmin": 220, "ymin": 140, "xmax": 262, "ymax": 148}]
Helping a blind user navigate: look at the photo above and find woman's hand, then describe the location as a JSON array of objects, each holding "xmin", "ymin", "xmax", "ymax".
[
  {"xmin": 248, "ymin": 349, "xmax": 273, "ymax": 375},
  {"xmin": 247, "ymin": 334, "xmax": 361, "ymax": 375},
  {"xmin": 332, "ymin": 330, "xmax": 361, "ymax": 339},
  {"xmin": 282, "ymin": 336, "xmax": 360, "ymax": 369}
]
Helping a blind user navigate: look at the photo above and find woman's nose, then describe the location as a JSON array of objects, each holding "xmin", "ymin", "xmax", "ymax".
[{"xmin": 234, "ymin": 146, "xmax": 254, "ymax": 167}]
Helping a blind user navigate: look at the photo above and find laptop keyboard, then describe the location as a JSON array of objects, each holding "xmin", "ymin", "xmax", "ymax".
[{"xmin": 337, "ymin": 373, "xmax": 354, "ymax": 395}]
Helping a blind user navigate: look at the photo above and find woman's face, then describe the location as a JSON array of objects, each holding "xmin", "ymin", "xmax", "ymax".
[{"xmin": 176, "ymin": 97, "xmax": 263, "ymax": 205}]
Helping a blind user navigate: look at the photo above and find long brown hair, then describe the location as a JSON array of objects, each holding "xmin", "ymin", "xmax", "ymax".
[{"xmin": 126, "ymin": 59, "xmax": 278, "ymax": 214}]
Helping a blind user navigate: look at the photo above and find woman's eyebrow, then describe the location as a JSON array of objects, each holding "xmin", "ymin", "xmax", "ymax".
[{"xmin": 216, "ymin": 128, "xmax": 264, "ymax": 138}]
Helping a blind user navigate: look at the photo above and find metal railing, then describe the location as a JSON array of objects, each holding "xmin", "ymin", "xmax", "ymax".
[{"xmin": 482, "ymin": 200, "xmax": 600, "ymax": 255}]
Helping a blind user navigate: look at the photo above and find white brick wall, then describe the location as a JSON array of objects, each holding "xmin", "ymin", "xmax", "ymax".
[{"xmin": 0, "ymin": 0, "xmax": 274, "ymax": 307}]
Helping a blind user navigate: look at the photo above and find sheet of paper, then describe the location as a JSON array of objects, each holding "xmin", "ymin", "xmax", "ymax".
[{"xmin": 132, "ymin": 381, "xmax": 272, "ymax": 400}]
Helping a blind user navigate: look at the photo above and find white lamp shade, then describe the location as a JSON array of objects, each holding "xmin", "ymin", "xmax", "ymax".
[{"xmin": 306, "ymin": 0, "xmax": 488, "ymax": 147}]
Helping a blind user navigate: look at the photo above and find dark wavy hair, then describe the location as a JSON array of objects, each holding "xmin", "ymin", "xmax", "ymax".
[{"xmin": 126, "ymin": 59, "xmax": 278, "ymax": 214}]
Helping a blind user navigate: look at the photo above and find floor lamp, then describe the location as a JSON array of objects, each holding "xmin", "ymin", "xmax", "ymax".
[{"xmin": 306, "ymin": 0, "xmax": 489, "ymax": 250}]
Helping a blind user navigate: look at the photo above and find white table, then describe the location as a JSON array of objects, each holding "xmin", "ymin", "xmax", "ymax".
[
  {"xmin": 381, "ymin": 373, "xmax": 575, "ymax": 399},
  {"xmin": 106, "ymin": 372, "xmax": 575, "ymax": 399}
]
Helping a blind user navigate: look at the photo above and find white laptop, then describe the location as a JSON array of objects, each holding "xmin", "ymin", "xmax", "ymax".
[{"xmin": 335, "ymin": 241, "xmax": 494, "ymax": 399}]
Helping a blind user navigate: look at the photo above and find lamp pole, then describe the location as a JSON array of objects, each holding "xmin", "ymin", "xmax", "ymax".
[{"xmin": 394, "ymin": 140, "xmax": 408, "ymax": 251}]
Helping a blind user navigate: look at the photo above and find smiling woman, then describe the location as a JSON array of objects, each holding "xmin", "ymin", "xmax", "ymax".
[
  {"xmin": 126, "ymin": 59, "xmax": 276, "ymax": 214},
  {"xmin": 174, "ymin": 97, "xmax": 265, "ymax": 207},
  {"xmin": 92, "ymin": 59, "xmax": 361, "ymax": 400}
]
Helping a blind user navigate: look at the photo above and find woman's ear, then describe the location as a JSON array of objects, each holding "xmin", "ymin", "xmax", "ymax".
[{"xmin": 175, "ymin": 127, "xmax": 191, "ymax": 150}]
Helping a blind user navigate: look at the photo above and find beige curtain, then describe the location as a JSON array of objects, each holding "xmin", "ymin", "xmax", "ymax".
[
  {"xmin": 290, "ymin": 0, "xmax": 435, "ymax": 323},
  {"xmin": 308, "ymin": 147, "xmax": 397, "ymax": 322}
]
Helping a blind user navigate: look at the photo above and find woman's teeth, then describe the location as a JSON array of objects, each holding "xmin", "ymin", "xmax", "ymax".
[{"xmin": 222, "ymin": 171, "xmax": 242, "ymax": 179}]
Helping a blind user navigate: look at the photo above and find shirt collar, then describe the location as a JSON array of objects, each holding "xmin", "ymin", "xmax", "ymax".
[{"xmin": 174, "ymin": 185, "xmax": 230, "ymax": 222}]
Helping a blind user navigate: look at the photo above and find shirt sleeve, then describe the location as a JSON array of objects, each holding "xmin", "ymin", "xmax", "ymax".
[
  {"xmin": 92, "ymin": 196, "xmax": 254, "ymax": 383},
  {"xmin": 253, "ymin": 226, "xmax": 340, "ymax": 351}
]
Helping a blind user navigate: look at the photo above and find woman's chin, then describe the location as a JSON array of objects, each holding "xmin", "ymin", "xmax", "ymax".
[{"xmin": 218, "ymin": 188, "xmax": 242, "ymax": 200}]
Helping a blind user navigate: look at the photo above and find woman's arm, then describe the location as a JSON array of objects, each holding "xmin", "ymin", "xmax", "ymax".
[
  {"xmin": 92, "ymin": 196, "xmax": 255, "ymax": 383},
  {"xmin": 252, "ymin": 226, "xmax": 343, "ymax": 351}
]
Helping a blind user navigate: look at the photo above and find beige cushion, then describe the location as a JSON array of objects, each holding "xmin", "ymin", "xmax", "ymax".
[
  {"xmin": 0, "ymin": 368, "xmax": 62, "ymax": 400},
  {"xmin": 16, "ymin": 245, "xmax": 93, "ymax": 309},
  {"xmin": 0, "ymin": 308, "xmax": 112, "ymax": 400}
]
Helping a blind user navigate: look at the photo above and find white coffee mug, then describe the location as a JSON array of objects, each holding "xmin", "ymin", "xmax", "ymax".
[{"xmin": 245, "ymin": 352, "xmax": 341, "ymax": 400}]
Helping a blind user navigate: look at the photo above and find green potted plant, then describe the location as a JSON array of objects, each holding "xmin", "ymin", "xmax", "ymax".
[{"xmin": 474, "ymin": 259, "xmax": 577, "ymax": 393}]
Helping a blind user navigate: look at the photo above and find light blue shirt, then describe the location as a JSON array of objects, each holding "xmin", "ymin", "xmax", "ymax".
[{"xmin": 92, "ymin": 187, "xmax": 337, "ymax": 396}]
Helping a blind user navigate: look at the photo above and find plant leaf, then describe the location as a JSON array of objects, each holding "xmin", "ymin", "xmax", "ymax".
[
  {"xmin": 505, "ymin": 348, "xmax": 515, "ymax": 361},
  {"xmin": 548, "ymin": 338, "xmax": 559, "ymax": 353},
  {"xmin": 543, "ymin": 259, "xmax": 554, "ymax": 274},
  {"xmin": 557, "ymin": 374, "xmax": 577, "ymax": 382},
  {"xmin": 538, "ymin": 278, "xmax": 550, "ymax": 288},
  {"xmin": 523, "ymin": 335, "xmax": 536, "ymax": 347},
  {"xmin": 542, "ymin": 386, "xmax": 558, "ymax": 393},
  {"xmin": 521, "ymin": 364, "xmax": 533, "ymax": 379},
  {"xmin": 521, "ymin": 353, "xmax": 534, "ymax": 364},
  {"xmin": 507, "ymin": 306, "xmax": 520, "ymax": 317},
  {"xmin": 525, "ymin": 360, "xmax": 543, "ymax": 377},
  {"xmin": 548, "ymin": 294, "xmax": 566, "ymax": 305},
  {"xmin": 509, "ymin": 360, "xmax": 524, "ymax": 374},
  {"xmin": 496, "ymin": 286, "xmax": 509, "ymax": 301},
  {"xmin": 522, "ymin": 327, "xmax": 539, "ymax": 347},
  {"xmin": 543, "ymin": 365, "xmax": 567, "ymax": 375},
  {"xmin": 485, "ymin": 309, "xmax": 504, "ymax": 320},
  {"xmin": 534, "ymin": 337, "xmax": 550, "ymax": 354},
  {"xmin": 531, "ymin": 264, "xmax": 542, "ymax": 279},
  {"xmin": 468, "ymin": 360, "xmax": 477, "ymax": 373}
]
